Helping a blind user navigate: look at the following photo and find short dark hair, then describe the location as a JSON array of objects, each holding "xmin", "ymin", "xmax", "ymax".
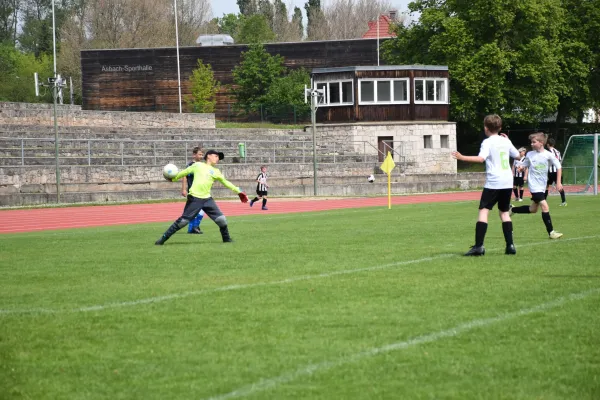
[
  {"xmin": 192, "ymin": 146, "xmax": 202, "ymax": 155},
  {"xmin": 483, "ymin": 114, "xmax": 502, "ymax": 133},
  {"xmin": 547, "ymin": 138, "xmax": 556, "ymax": 147}
]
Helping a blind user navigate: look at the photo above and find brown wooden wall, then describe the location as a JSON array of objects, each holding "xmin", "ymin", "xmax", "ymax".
[{"xmin": 81, "ymin": 40, "xmax": 386, "ymax": 119}]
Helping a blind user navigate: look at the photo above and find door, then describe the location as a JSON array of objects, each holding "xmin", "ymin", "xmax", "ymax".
[{"xmin": 378, "ymin": 136, "xmax": 393, "ymax": 162}]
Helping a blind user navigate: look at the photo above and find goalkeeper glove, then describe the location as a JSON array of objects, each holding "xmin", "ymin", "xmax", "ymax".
[{"xmin": 238, "ymin": 192, "xmax": 249, "ymax": 203}]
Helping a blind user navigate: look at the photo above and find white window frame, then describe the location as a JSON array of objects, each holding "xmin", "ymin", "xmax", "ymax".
[
  {"xmin": 358, "ymin": 78, "xmax": 410, "ymax": 105},
  {"xmin": 313, "ymin": 80, "xmax": 354, "ymax": 106},
  {"xmin": 414, "ymin": 78, "xmax": 449, "ymax": 104}
]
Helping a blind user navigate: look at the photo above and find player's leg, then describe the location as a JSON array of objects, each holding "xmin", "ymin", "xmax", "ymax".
[
  {"xmin": 261, "ymin": 192, "xmax": 268, "ymax": 210},
  {"xmin": 539, "ymin": 199, "xmax": 562, "ymax": 238},
  {"xmin": 558, "ymin": 176, "xmax": 567, "ymax": 206},
  {"xmin": 465, "ymin": 189, "xmax": 494, "ymax": 256},
  {"xmin": 202, "ymin": 198, "xmax": 233, "ymax": 242},
  {"xmin": 250, "ymin": 190, "xmax": 261, "ymax": 207},
  {"xmin": 513, "ymin": 183, "xmax": 519, "ymax": 201},
  {"xmin": 156, "ymin": 196, "xmax": 201, "ymax": 245},
  {"xmin": 519, "ymin": 185, "xmax": 524, "ymax": 201},
  {"xmin": 497, "ymin": 188, "xmax": 516, "ymax": 254},
  {"xmin": 188, "ymin": 209, "xmax": 205, "ymax": 234}
]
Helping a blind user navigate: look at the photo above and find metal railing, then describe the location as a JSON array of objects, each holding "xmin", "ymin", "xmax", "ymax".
[{"xmin": 0, "ymin": 137, "xmax": 385, "ymax": 167}]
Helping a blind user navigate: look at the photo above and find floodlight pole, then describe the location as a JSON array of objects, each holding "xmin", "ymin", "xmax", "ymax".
[
  {"xmin": 594, "ymin": 133, "xmax": 598, "ymax": 195},
  {"xmin": 52, "ymin": 0, "xmax": 60, "ymax": 203},
  {"xmin": 174, "ymin": 0, "xmax": 183, "ymax": 113}
]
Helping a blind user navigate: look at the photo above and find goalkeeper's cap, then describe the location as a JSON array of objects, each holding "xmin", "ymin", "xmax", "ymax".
[{"xmin": 204, "ymin": 150, "xmax": 224, "ymax": 160}]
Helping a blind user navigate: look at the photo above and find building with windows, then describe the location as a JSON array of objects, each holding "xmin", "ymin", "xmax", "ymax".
[{"xmin": 311, "ymin": 65, "xmax": 449, "ymax": 123}]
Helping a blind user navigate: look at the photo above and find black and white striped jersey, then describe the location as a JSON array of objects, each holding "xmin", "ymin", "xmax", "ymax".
[
  {"xmin": 256, "ymin": 172, "xmax": 268, "ymax": 191},
  {"xmin": 548, "ymin": 148, "xmax": 561, "ymax": 173},
  {"xmin": 513, "ymin": 157, "xmax": 526, "ymax": 178}
]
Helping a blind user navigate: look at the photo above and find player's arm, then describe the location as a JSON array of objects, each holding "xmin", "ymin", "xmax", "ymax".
[
  {"xmin": 451, "ymin": 152, "xmax": 484, "ymax": 163},
  {"xmin": 181, "ymin": 177, "xmax": 187, "ymax": 197},
  {"xmin": 172, "ymin": 165, "xmax": 193, "ymax": 182},
  {"xmin": 215, "ymin": 171, "xmax": 242, "ymax": 194}
]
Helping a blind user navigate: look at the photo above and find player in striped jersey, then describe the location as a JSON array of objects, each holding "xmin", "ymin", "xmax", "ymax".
[
  {"xmin": 250, "ymin": 165, "xmax": 269, "ymax": 210},
  {"xmin": 546, "ymin": 138, "xmax": 567, "ymax": 206},
  {"xmin": 510, "ymin": 133, "xmax": 563, "ymax": 239},
  {"xmin": 512, "ymin": 147, "xmax": 528, "ymax": 202}
]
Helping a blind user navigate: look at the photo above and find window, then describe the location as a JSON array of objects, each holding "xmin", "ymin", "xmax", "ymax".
[
  {"xmin": 414, "ymin": 78, "xmax": 448, "ymax": 103},
  {"xmin": 314, "ymin": 80, "xmax": 353, "ymax": 106},
  {"xmin": 359, "ymin": 78, "xmax": 410, "ymax": 104},
  {"xmin": 424, "ymin": 135, "xmax": 432, "ymax": 149},
  {"xmin": 441, "ymin": 135, "xmax": 449, "ymax": 148}
]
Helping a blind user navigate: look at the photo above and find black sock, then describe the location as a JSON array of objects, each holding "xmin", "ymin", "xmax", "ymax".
[
  {"xmin": 544, "ymin": 190, "xmax": 549, "ymax": 199},
  {"xmin": 262, "ymin": 198, "xmax": 267, "ymax": 207},
  {"xmin": 542, "ymin": 212, "xmax": 553, "ymax": 234},
  {"xmin": 220, "ymin": 225, "xmax": 231, "ymax": 241},
  {"xmin": 161, "ymin": 219, "xmax": 185, "ymax": 242},
  {"xmin": 519, "ymin": 189, "xmax": 524, "ymax": 199},
  {"xmin": 511, "ymin": 205, "xmax": 531, "ymax": 214},
  {"xmin": 502, "ymin": 221, "xmax": 513, "ymax": 245},
  {"xmin": 513, "ymin": 188, "xmax": 519, "ymax": 199},
  {"xmin": 475, "ymin": 221, "xmax": 488, "ymax": 247},
  {"xmin": 559, "ymin": 190, "xmax": 566, "ymax": 203},
  {"xmin": 251, "ymin": 197, "xmax": 259, "ymax": 203}
]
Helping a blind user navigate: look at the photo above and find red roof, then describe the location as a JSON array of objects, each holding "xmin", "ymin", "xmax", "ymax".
[{"xmin": 362, "ymin": 15, "xmax": 397, "ymax": 39}]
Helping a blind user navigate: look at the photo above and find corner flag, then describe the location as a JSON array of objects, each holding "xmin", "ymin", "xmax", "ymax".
[{"xmin": 380, "ymin": 152, "xmax": 396, "ymax": 209}]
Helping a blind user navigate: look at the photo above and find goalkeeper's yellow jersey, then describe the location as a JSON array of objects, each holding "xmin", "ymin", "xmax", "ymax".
[{"xmin": 172, "ymin": 162, "xmax": 240, "ymax": 199}]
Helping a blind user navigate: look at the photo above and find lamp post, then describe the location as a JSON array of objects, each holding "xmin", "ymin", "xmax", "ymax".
[
  {"xmin": 52, "ymin": 0, "xmax": 60, "ymax": 203},
  {"xmin": 174, "ymin": 0, "xmax": 183, "ymax": 113},
  {"xmin": 304, "ymin": 85, "xmax": 325, "ymax": 196}
]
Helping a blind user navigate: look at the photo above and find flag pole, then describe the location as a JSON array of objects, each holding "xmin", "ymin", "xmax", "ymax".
[{"xmin": 387, "ymin": 172, "xmax": 391, "ymax": 209}]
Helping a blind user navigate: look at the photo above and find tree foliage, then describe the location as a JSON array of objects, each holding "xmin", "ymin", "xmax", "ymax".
[
  {"xmin": 231, "ymin": 43, "xmax": 285, "ymax": 112},
  {"xmin": 262, "ymin": 68, "xmax": 310, "ymax": 120},
  {"xmin": 0, "ymin": 43, "xmax": 52, "ymax": 102},
  {"xmin": 235, "ymin": 14, "xmax": 276, "ymax": 44},
  {"xmin": 382, "ymin": 0, "xmax": 600, "ymax": 129},
  {"xmin": 185, "ymin": 59, "xmax": 220, "ymax": 113}
]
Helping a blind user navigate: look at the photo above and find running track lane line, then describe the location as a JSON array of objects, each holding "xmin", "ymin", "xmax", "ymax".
[
  {"xmin": 204, "ymin": 288, "xmax": 600, "ymax": 400},
  {"xmin": 0, "ymin": 192, "xmax": 482, "ymax": 234},
  {"xmin": 1, "ymin": 235, "xmax": 595, "ymax": 316}
]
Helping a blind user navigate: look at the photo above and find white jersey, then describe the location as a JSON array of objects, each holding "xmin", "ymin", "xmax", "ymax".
[
  {"xmin": 521, "ymin": 149, "xmax": 561, "ymax": 193},
  {"xmin": 513, "ymin": 157, "xmax": 526, "ymax": 178},
  {"xmin": 478, "ymin": 135, "xmax": 520, "ymax": 189},
  {"xmin": 548, "ymin": 147, "xmax": 561, "ymax": 173}
]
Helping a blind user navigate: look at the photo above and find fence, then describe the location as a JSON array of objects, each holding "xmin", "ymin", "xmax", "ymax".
[{"xmin": 0, "ymin": 137, "xmax": 382, "ymax": 167}]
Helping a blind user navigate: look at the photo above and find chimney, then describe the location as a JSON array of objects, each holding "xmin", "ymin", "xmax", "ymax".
[{"xmin": 389, "ymin": 9, "xmax": 397, "ymax": 21}]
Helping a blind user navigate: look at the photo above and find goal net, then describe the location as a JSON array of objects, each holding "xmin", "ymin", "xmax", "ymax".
[{"xmin": 561, "ymin": 134, "xmax": 599, "ymax": 194}]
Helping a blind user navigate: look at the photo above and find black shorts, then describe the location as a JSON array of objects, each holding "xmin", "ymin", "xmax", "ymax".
[
  {"xmin": 479, "ymin": 188, "xmax": 512, "ymax": 212},
  {"xmin": 256, "ymin": 190, "xmax": 268, "ymax": 196},
  {"xmin": 531, "ymin": 192, "xmax": 546, "ymax": 203},
  {"xmin": 547, "ymin": 172, "xmax": 562, "ymax": 185},
  {"xmin": 513, "ymin": 176, "xmax": 524, "ymax": 186}
]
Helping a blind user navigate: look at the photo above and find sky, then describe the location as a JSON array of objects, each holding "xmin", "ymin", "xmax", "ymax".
[{"xmin": 211, "ymin": 0, "xmax": 414, "ymax": 21}]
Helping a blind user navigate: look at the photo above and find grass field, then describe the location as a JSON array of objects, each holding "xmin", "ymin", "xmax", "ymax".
[{"xmin": 1, "ymin": 196, "xmax": 599, "ymax": 399}]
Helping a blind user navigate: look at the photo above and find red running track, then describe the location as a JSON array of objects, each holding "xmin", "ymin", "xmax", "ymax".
[{"xmin": 0, "ymin": 192, "xmax": 483, "ymax": 234}]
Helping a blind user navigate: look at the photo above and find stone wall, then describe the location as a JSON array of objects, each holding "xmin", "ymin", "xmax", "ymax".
[{"xmin": 0, "ymin": 102, "xmax": 215, "ymax": 129}]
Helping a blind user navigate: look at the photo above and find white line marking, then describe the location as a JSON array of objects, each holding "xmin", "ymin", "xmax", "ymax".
[
  {"xmin": 205, "ymin": 288, "xmax": 600, "ymax": 400},
  {"xmin": 1, "ymin": 235, "xmax": 597, "ymax": 316}
]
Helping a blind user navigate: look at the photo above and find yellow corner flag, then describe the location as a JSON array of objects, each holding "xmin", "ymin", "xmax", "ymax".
[{"xmin": 380, "ymin": 152, "xmax": 396, "ymax": 209}]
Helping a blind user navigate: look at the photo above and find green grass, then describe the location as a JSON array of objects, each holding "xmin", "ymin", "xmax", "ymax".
[{"xmin": 1, "ymin": 197, "xmax": 600, "ymax": 399}]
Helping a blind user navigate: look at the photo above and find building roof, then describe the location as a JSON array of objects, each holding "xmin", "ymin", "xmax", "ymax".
[
  {"xmin": 362, "ymin": 14, "xmax": 397, "ymax": 39},
  {"xmin": 312, "ymin": 65, "xmax": 448, "ymax": 74}
]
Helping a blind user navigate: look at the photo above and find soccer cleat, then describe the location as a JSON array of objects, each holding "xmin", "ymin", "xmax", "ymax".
[
  {"xmin": 464, "ymin": 245, "xmax": 485, "ymax": 256},
  {"xmin": 262, "ymin": 206, "xmax": 269, "ymax": 210},
  {"xmin": 188, "ymin": 227, "xmax": 203, "ymax": 234},
  {"xmin": 222, "ymin": 238, "xmax": 234, "ymax": 243},
  {"xmin": 249, "ymin": 200, "xmax": 254, "ymax": 207},
  {"xmin": 518, "ymin": 198, "xmax": 523, "ymax": 202},
  {"xmin": 155, "ymin": 237, "xmax": 166, "ymax": 245},
  {"xmin": 509, "ymin": 204, "xmax": 514, "ymax": 216},
  {"xmin": 505, "ymin": 244, "xmax": 516, "ymax": 255},
  {"xmin": 549, "ymin": 230, "xmax": 563, "ymax": 239},
  {"xmin": 559, "ymin": 202, "xmax": 567, "ymax": 207}
]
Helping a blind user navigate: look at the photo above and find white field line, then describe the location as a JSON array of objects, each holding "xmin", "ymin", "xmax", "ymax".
[
  {"xmin": 1, "ymin": 235, "xmax": 598, "ymax": 316},
  {"xmin": 205, "ymin": 288, "xmax": 600, "ymax": 400}
]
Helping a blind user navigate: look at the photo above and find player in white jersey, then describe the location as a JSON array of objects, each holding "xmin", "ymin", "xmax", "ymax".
[
  {"xmin": 249, "ymin": 165, "xmax": 269, "ymax": 210},
  {"xmin": 509, "ymin": 133, "xmax": 563, "ymax": 239},
  {"xmin": 512, "ymin": 147, "xmax": 528, "ymax": 202},
  {"xmin": 546, "ymin": 138, "xmax": 567, "ymax": 206},
  {"xmin": 452, "ymin": 114, "xmax": 520, "ymax": 256}
]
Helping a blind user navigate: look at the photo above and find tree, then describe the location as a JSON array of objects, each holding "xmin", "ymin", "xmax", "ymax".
[
  {"xmin": 0, "ymin": 43, "xmax": 52, "ymax": 102},
  {"xmin": 291, "ymin": 6, "xmax": 303, "ymax": 40},
  {"xmin": 236, "ymin": 0, "xmax": 256, "ymax": 16},
  {"xmin": 185, "ymin": 59, "xmax": 220, "ymax": 113},
  {"xmin": 262, "ymin": 68, "xmax": 311, "ymax": 121},
  {"xmin": 231, "ymin": 43, "xmax": 285, "ymax": 113},
  {"xmin": 235, "ymin": 13, "xmax": 275, "ymax": 44},
  {"xmin": 304, "ymin": 0, "xmax": 328, "ymax": 40},
  {"xmin": 323, "ymin": 0, "xmax": 398, "ymax": 40},
  {"xmin": 216, "ymin": 13, "xmax": 244, "ymax": 38},
  {"xmin": 382, "ymin": 0, "xmax": 566, "ymax": 129},
  {"xmin": 0, "ymin": 0, "xmax": 21, "ymax": 45}
]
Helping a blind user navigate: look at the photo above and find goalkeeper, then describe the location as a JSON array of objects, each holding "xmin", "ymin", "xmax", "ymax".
[{"xmin": 155, "ymin": 150, "xmax": 248, "ymax": 245}]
